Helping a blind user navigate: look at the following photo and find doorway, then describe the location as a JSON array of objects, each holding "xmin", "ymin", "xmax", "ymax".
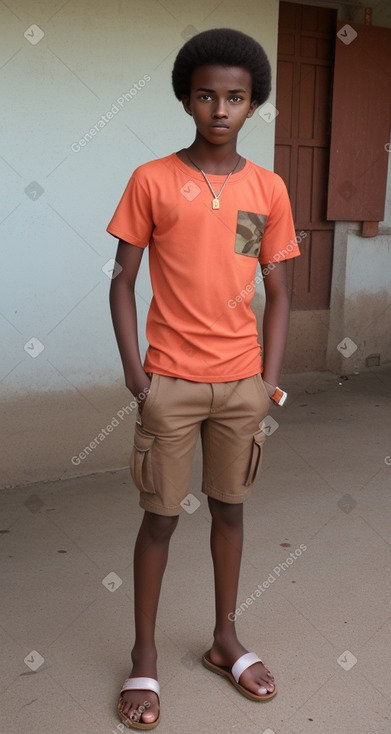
[{"xmin": 275, "ymin": 2, "xmax": 337, "ymax": 310}]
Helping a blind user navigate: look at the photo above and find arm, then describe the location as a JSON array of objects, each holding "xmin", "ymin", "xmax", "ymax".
[
  {"xmin": 109, "ymin": 240, "xmax": 151, "ymax": 405},
  {"xmin": 260, "ymin": 260, "xmax": 290, "ymax": 388}
]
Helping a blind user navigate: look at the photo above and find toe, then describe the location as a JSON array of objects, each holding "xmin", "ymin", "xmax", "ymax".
[
  {"xmin": 120, "ymin": 692, "xmax": 159, "ymax": 725},
  {"xmin": 141, "ymin": 707, "xmax": 158, "ymax": 724},
  {"xmin": 120, "ymin": 694, "xmax": 133, "ymax": 716},
  {"xmin": 259, "ymin": 673, "xmax": 275, "ymax": 694},
  {"xmin": 259, "ymin": 680, "xmax": 275, "ymax": 694},
  {"xmin": 239, "ymin": 662, "xmax": 275, "ymax": 696},
  {"xmin": 257, "ymin": 662, "xmax": 275, "ymax": 688}
]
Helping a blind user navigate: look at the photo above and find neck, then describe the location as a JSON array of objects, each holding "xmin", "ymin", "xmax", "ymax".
[{"xmin": 187, "ymin": 135, "xmax": 240, "ymax": 174}]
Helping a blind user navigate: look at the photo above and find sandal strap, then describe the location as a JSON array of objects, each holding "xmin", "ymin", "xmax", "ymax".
[
  {"xmin": 120, "ymin": 677, "xmax": 160, "ymax": 697},
  {"xmin": 232, "ymin": 652, "xmax": 262, "ymax": 683}
]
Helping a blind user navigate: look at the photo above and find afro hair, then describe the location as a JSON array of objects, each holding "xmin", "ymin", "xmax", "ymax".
[{"xmin": 172, "ymin": 28, "xmax": 271, "ymax": 107}]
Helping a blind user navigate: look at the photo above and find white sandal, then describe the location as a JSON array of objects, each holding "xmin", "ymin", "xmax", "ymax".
[
  {"xmin": 202, "ymin": 650, "xmax": 277, "ymax": 701},
  {"xmin": 117, "ymin": 677, "xmax": 161, "ymax": 730}
]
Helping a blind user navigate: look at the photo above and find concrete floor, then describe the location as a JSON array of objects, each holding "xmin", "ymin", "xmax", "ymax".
[{"xmin": 1, "ymin": 367, "xmax": 390, "ymax": 734}]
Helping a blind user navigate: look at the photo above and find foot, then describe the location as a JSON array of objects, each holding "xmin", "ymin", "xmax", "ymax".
[
  {"xmin": 118, "ymin": 649, "xmax": 160, "ymax": 727},
  {"xmin": 209, "ymin": 635, "xmax": 275, "ymax": 696}
]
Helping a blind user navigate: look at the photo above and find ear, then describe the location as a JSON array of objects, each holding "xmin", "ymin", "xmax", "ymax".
[
  {"xmin": 246, "ymin": 99, "xmax": 259, "ymax": 119},
  {"xmin": 181, "ymin": 95, "xmax": 192, "ymax": 116}
]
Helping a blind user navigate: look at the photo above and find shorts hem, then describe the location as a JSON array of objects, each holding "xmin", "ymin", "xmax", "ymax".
[
  {"xmin": 202, "ymin": 484, "xmax": 252, "ymax": 504},
  {"xmin": 139, "ymin": 497, "xmax": 184, "ymax": 516}
]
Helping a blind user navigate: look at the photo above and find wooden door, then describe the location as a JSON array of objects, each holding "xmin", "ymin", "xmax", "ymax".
[
  {"xmin": 327, "ymin": 21, "xmax": 391, "ymax": 227},
  {"xmin": 275, "ymin": 2, "xmax": 337, "ymax": 309}
]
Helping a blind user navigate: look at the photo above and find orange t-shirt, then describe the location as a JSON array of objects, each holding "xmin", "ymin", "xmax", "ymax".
[{"xmin": 107, "ymin": 153, "xmax": 300, "ymax": 382}]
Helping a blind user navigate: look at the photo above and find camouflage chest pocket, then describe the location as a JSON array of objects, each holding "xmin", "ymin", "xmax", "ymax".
[{"xmin": 234, "ymin": 211, "xmax": 267, "ymax": 258}]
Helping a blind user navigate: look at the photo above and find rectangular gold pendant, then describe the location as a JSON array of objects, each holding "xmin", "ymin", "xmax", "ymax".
[{"xmin": 212, "ymin": 198, "xmax": 220, "ymax": 209}]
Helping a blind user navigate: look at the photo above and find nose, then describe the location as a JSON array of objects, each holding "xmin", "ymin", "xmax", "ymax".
[{"xmin": 213, "ymin": 98, "xmax": 228, "ymax": 118}]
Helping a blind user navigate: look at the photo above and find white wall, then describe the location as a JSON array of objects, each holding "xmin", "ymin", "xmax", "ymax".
[
  {"xmin": 0, "ymin": 0, "xmax": 279, "ymax": 487},
  {"xmin": 326, "ymin": 157, "xmax": 391, "ymax": 373},
  {"xmin": 1, "ymin": 0, "xmax": 278, "ymax": 399}
]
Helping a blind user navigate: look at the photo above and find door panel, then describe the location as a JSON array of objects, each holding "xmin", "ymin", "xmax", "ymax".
[
  {"xmin": 327, "ymin": 22, "xmax": 391, "ymax": 222},
  {"xmin": 275, "ymin": 2, "xmax": 337, "ymax": 310}
]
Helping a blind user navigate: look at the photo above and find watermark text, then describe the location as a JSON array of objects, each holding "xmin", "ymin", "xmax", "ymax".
[
  {"xmin": 71, "ymin": 388, "xmax": 149, "ymax": 465},
  {"xmin": 228, "ymin": 544, "xmax": 307, "ymax": 620}
]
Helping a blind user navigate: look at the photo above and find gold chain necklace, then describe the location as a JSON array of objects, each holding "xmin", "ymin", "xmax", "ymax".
[{"xmin": 185, "ymin": 150, "xmax": 241, "ymax": 209}]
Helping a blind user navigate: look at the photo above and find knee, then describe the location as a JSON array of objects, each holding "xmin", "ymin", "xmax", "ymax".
[
  {"xmin": 208, "ymin": 497, "xmax": 243, "ymax": 529},
  {"xmin": 143, "ymin": 512, "xmax": 178, "ymax": 543}
]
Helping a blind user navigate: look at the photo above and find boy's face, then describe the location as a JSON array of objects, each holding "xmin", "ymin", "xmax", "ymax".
[{"xmin": 182, "ymin": 64, "xmax": 258, "ymax": 145}]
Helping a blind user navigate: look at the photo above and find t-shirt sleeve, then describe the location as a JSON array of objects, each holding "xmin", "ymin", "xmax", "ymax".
[
  {"xmin": 259, "ymin": 174, "xmax": 300, "ymax": 265},
  {"xmin": 106, "ymin": 168, "xmax": 153, "ymax": 248}
]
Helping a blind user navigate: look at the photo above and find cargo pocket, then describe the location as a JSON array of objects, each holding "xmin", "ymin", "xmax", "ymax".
[
  {"xmin": 244, "ymin": 429, "xmax": 266, "ymax": 486},
  {"xmin": 130, "ymin": 427, "xmax": 156, "ymax": 494}
]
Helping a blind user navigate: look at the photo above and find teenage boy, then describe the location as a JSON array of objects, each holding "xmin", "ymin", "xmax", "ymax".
[{"xmin": 107, "ymin": 28, "xmax": 300, "ymax": 730}]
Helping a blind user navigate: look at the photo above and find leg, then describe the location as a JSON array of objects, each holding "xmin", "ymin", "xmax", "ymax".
[
  {"xmin": 207, "ymin": 497, "xmax": 275, "ymax": 696},
  {"xmin": 119, "ymin": 510, "xmax": 179, "ymax": 725},
  {"xmin": 122, "ymin": 376, "xmax": 206, "ymax": 724}
]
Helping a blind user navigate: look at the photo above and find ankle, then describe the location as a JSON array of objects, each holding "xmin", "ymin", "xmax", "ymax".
[
  {"xmin": 213, "ymin": 627, "xmax": 238, "ymax": 647},
  {"xmin": 131, "ymin": 644, "xmax": 158, "ymax": 665}
]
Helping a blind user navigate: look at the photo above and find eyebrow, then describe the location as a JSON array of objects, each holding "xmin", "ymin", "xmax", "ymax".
[{"xmin": 195, "ymin": 87, "xmax": 247, "ymax": 93}]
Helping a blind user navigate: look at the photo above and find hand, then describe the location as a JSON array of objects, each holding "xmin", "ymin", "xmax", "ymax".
[
  {"xmin": 131, "ymin": 373, "xmax": 152, "ymax": 414},
  {"xmin": 262, "ymin": 378, "xmax": 276, "ymax": 400}
]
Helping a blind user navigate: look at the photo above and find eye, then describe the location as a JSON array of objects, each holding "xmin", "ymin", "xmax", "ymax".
[
  {"xmin": 230, "ymin": 96, "xmax": 243, "ymax": 103},
  {"xmin": 199, "ymin": 94, "xmax": 213, "ymax": 101}
]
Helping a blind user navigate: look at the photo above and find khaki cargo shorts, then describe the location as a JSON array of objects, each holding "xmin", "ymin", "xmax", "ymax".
[{"xmin": 130, "ymin": 374, "xmax": 270, "ymax": 516}]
